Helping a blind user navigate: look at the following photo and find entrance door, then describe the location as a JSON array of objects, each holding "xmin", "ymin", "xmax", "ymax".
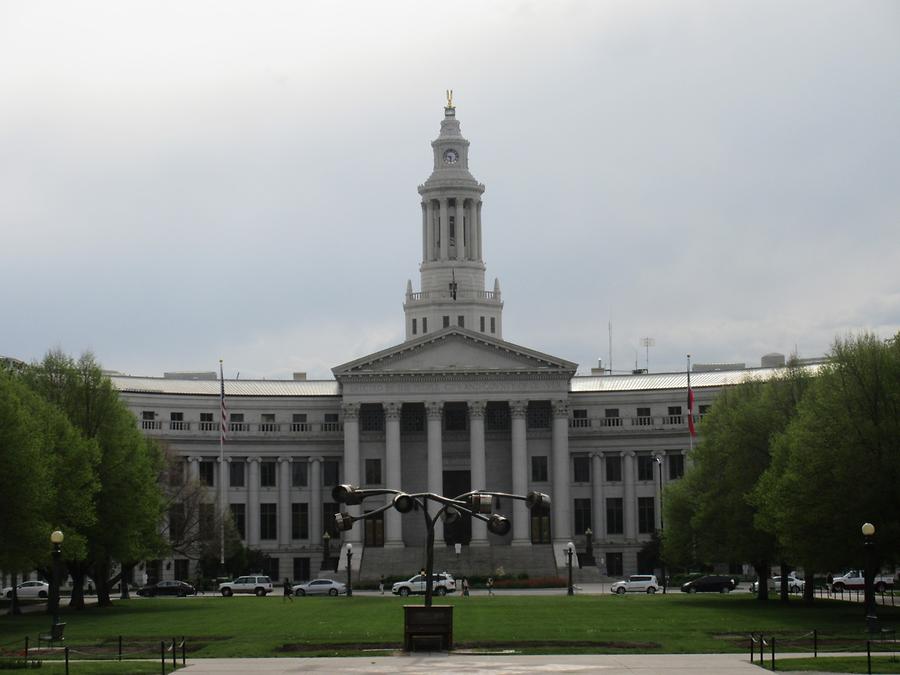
[{"xmin": 442, "ymin": 470, "xmax": 471, "ymax": 545}]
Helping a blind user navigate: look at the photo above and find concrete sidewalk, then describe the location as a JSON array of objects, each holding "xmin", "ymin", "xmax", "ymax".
[{"xmin": 179, "ymin": 653, "xmax": 768, "ymax": 673}]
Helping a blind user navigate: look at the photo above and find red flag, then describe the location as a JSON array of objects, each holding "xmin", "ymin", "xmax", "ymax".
[
  {"xmin": 219, "ymin": 360, "xmax": 228, "ymax": 444},
  {"xmin": 687, "ymin": 363, "xmax": 697, "ymax": 437}
]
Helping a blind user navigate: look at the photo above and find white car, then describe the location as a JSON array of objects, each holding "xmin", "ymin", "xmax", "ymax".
[
  {"xmin": 392, "ymin": 573, "xmax": 456, "ymax": 597},
  {"xmin": 291, "ymin": 579, "xmax": 346, "ymax": 596},
  {"xmin": 610, "ymin": 575, "xmax": 659, "ymax": 594},
  {"xmin": 3, "ymin": 581, "xmax": 50, "ymax": 599},
  {"xmin": 218, "ymin": 575, "xmax": 273, "ymax": 596},
  {"xmin": 750, "ymin": 575, "xmax": 805, "ymax": 594}
]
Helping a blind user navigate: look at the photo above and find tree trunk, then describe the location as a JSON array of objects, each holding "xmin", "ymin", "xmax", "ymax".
[
  {"xmin": 779, "ymin": 560, "xmax": 790, "ymax": 604},
  {"xmin": 803, "ymin": 569, "xmax": 814, "ymax": 604},
  {"xmin": 8, "ymin": 572, "xmax": 21, "ymax": 616},
  {"xmin": 93, "ymin": 559, "xmax": 113, "ymax": 607},
  {"xmin": 119, "ymin": 563, "xmax": 133, "ymax": 600},
  {"xmin": 68, "ymin": 563, "xmax": 87, "ymax": 610},
  {"xmin": 754, "ymin": 561, "xmax": 769, "ymax": 602}
]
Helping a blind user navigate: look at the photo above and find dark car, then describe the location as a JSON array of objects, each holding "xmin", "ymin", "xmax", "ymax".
[
  {"xmin": 137, "ymin": 580, "xmax": 196, "ymax": 597},
  {"xmin": 681, "ymin": 575, "xmax": 736, "ymax": 593}
]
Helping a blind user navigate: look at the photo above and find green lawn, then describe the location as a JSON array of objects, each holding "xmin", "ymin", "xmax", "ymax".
[
  {"xmin": 0, "ymin": 594, "xmax": 896, "ymax": 658},
  {"xmin": 772, "ymin": 656, "xmax": 900, "ymax": 673}
]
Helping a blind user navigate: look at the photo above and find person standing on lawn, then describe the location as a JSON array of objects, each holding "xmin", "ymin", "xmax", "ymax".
[
  {"xmin": 283, "ymin": 578, "xmax": 293, "ymax": 602},
  {"xmin": 486, "ymin": 577, "xmax": 494, "ymax": 596}
]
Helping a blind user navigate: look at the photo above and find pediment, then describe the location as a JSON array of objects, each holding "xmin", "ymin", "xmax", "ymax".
[{"xmin": 333, "ymin": 328, "xmax": 576, "ymax": 379}]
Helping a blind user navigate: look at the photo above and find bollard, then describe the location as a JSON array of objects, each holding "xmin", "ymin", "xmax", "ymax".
[
  {"xmin": 172, "ymin": 637, "xmax": 177, "ymax": 670},
  {"xmin": 119, "ymin": 634, "xmax": 122, "ymax": 661},
  {"xmin": 771, "ymin": 637, "xmax": 775, "ymax": 671},
  {"xmin": 867, "ymin": 640, "xmax": 871, "ymax": 675},
  {"xmin": 750, "ymin": 634, "xmax": 754, "ymax": 663},
  {"xmin": 161, "ymin": 640, "xmax": 166, "ymax": 675},
  {"xmin": 24, "ymin": 635, "xmax": 28, "ymax": 660},
  {"xmin": 65, "ymin": 645, "xmax": 69, "ymax": 675},
  {"xmin": 813, "ymin": 629, "xmax": 817, "ymax": 658},
  {"xmin": 181, "ymin": 636, "xmax": 186, "ymax": 666}
]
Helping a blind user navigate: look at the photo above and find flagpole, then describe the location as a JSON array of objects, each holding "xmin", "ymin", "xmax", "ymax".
[
  {"xmin": 687, "ymin": 354, "xmax": 694, "ymax": 451},
  {"xmin": 219, "ymin": 359, "xmax": 226, "ymax": 572}
]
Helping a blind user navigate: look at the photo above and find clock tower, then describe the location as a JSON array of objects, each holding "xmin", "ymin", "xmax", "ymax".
[{"xmin": 403, "ymin": 98, "xmax": 504, "ymax": 339}]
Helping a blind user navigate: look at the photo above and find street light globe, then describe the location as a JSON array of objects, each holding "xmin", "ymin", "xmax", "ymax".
[
  {"xmin": 566, "ymin": 541, "xmax": 575, "ymax": 553},
  {"xmin": 50, "ymin": 530, "xmax": 64, "ymax": 545},
  {"xmin": 347, "ymin": 543, "xmax": 353, "ymax": 553},
  {"xmin": 862, "ymin": 522, "xmax": 875, "ymax": 536}
]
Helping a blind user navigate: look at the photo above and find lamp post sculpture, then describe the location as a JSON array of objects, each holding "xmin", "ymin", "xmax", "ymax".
[
  {"xmin": 50, "ymin": 530, "xmax": 64, "ymax": 626},
  {"xmin": 862, "ymin": 522, "xmax": 878, "ymax": 633},
  {"xmin": 655, "ymin": 455, "xmax": 667, "ymax": 594},
  {"xmin": 346, "ymin": 543, "xmax": 353, "ymax": 597},
  {"xmin": 332, "ymin": 484, "xmax": 550, "ymax": 608},
  {"xmin": 321, "ymin": 531, "xmax": 331, "ymax": 570},
  {"xmin": 566, "ymin": 541, "xmax": 575, "ymax": 596}
]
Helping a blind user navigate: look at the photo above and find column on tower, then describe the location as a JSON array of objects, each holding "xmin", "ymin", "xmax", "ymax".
[
  {"xmin": 475, "ymin": 201, "xmax": 483, "ymax": 261},
  {"xmin": 309, "ymin": 458, "xmax": 322, "ymax": 543},
  {"xmin": 623, "ymin": 451, "xmax": 636, "ymax": 541},
  {"xmin": 510, "ymin": 401, "xmax": 530, "ymax": 545},
  {"xmin": 468, "ymin": 400, "xmax": 488, "ymax": 545},
  {"xmin": 439, "ymin": 199, "xmax": 449, "ymax": 260},
  {"xmin": 247, "ymin": 458, "xmax": 260, "ymax": 546},
  {"xmin": 421, "ymin": 202, "xmax": 428, "ymax": 262},
  {"xmin": 278, "ymin": 457, "xmax": 291, "ymax": 546},
  {"xmin": 455, "ymin": 198, "xmax": 466, "ymax": 260},
  {"xmin": 425, "ymin": 401, "xmax": 444, "ymax": 541},
  {"xmin": 384, "ymin": 402, "xmax": 403, "ymax": 547},
  {"xmin": 341, "ymin": 404, "xmax": 361, "ymax": 545},
  {"xmin": 551, "ymin": 400, "xmax": 572, "ymax": 543}
]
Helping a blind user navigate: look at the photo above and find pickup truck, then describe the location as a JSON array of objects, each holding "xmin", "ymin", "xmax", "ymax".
[{"xmin": 831, "ymin": 570, "xmax": 895, "ymax": 593}]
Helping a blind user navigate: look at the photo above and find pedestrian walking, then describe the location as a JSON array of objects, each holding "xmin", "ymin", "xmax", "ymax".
[
  {"xmin": 486, "ymin": 576, "xmax": 494, "ymax": 596},
  {"xmin": 462, "ymin": 577, "xmax": 469, "ymax": 597},
  {"xmin": 379, "ymin": 575, "xmax": 385, "ymax": 595},
  {"xmin": 283, "ymin": 578, "xmax": 293, "ymax": 602}
]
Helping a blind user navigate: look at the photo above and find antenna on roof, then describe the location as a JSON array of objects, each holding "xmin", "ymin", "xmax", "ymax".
[
  {"xmin": 608, "ymin": 318, "xmax": 613, "ymax": 375},
  {"xmin": 640, "ymin": 337, "xmax": 655, "ymax": 372}
]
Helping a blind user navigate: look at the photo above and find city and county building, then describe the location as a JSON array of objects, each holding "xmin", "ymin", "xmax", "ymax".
[{"xmin": 111, "ymin": 103, "xmax": 810, "ymax": 583}]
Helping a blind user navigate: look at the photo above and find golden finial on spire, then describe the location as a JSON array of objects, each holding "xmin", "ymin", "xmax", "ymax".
[{"xmin": 445, "ymin": 89, "xmax": 454, "ymax": 108}]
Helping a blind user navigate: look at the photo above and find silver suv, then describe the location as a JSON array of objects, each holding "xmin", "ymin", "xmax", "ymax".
[
  {"xmin": 610, "ymin": 574, "xmax": 659, "ymax": 594},
  {"xmin": 218, "ymin": 575, "xmax": 273, "ymax": 597},
  {"xmin": 392, "ymin": 573, "xmax": 456, "ymax": 597}
]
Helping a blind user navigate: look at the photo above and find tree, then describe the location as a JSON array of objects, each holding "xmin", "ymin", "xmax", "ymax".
[{"xmin": 755, "ymin": 333, "xmax": 900, "ymax": 579}]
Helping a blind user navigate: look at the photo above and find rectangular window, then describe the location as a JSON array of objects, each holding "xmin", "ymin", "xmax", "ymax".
[
  {"xmin": 669, "ymin": 454, "xmax": 685, "ymax": 480},
  {"xmin": 485, "ymin": 401, "xmax": 510, "ymax": 430},
  {"xmin": 260, "ymin": 460, "xmax": 277, "ymax": 487},
  {"xmin": 360, "ymin": 404, "xmax": 384, "ymax": 432},
  {"xmin": 602, "ymin": 408, "xmax": 622, "ymax": 427},
  {"xmin": 527, "ymin": 401, "xmax": 551, "ymax": 429},
  {"xmin": 457, "ymin": 315, "xmax": 464, "ymax": 328},
  {"xmin": 260, "ymin": 503, "xmax": 277, "ymax": 540},
  {"xmin": 260, "ymin": 413, "xmax": 278, "ymax": 432},
  {"xmin": 571, "ymin": 408, "xmax": 590, "ymax": 428},
  {"xmin": 574, "ymin": 498, "xmax": 592, "ymax": 535},
  {"xmin": 229, "ymin": 413, "xmax": 247, "ymax": 432},
  {"xmin": 443, "ymin": 404, "xmax": 468, "ymax": 431},
  {"xmin": 573, "ymin": 456, "xmax": 591, "ymax": 483},
  {"xmin": 422, "ymin": 317, "xmax": 427, "ymax": 333},
  {"xmin": 323, "ymin": 460, "xmax": 340, "ymax": 487},
  {"xmin": 412, "ymin": 318, "xmax": 417, "ymax": 335},
  {"xmin": 443, "ymin": 315, "xmax": 450, "ymax": 328},
  {"xmin": 606, "ymin": 497, "xmax": 623, "ymax": 534},
  {"xmin": 230, "ymin": 503, "xmax": 246, "ymax": 539},
  {"xmin": 292, "ymin": 413, "xmax": 309, "ymax": 432},
  {"xmin": 291, "ymin": 503, "xmax": 309, "ymax": 539},
  {"xmin": 401, "ymin": 403, "xmax": 425, "ymax": 432},
  {"xmin": 605, "ymin": 408, "xmax": 619, "ymax": 418},
  {"xmin": 292, "ymin": 461, "xmax": 308, "ymax": 487},
  {"xmin": 229, "ymin": 460, "xmax": 245, "ymax": 487},
  {"xmin": 293, "ymin": 557, "xmax": 310, "ymax": 583},
  {"xmin": 638, "ymin": 496, "xmax": 656, "ymax": 533},
  {"xmin": 531, "ymin": 455, "xmax": 548, "ymax": 483},
  {"xmin": 490, "ymin": 317, "xmax": 496, "ymax": 333},
  {"xmin": 323, "ymin": 412, "xmax": 340, "ymax": 432},
  {"xmin": 199, "ymin": 503, "xmax": 215, "ymax": 540},
  {"xmin": 637, "ymin": 454, "xmax": 655, "ymax": 481},
  {"xmin": 668, "ymin": 406, "xmax": 682, "ymax": 416},
  {"xmin": 174, "ymin": 559, "xmax": 189, "ymax": 582},
  {"xmin": 199, "ymin": 460, "xmax": 215, "ymax": 487},
  {"xmin": 170, "ymin": 411, "xmax": 186, "ymax": 430},
  {"xmin": 200, "ymin": 412, "xmax": 217, "ymax": 431},
  {"xmin": 607, "ymin": 552, "xmax": 623, "ymax": 577},
  {"xmin": 480, "ymin": 316, "xmax": 485, "ymax": 332},
  {"xmin": 699, "ymin": 404, "xmax": 711, "ymax": 415},
  {"xmin": 634, "ymin": 407, "xmax": 652, "ymax": 426},
  {"xmin": 169, "ymin": 503, "xmax": 185, "ymax": 542},
  {"xmin": 605, "ymin": 455, "xmax": 622, "ymax": 482},
  {"xmin": 142, "ymin": 410, "xmax": 155, "ymax": 420},
  {"xmin": 365, "ymin": 458, "xmax": 382, "ymax": 485}
]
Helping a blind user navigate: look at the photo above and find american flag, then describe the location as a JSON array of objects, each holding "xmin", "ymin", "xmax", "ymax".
[
  {"xmin": 219, "ymin": 360, "xmax": 227, "ymax": 444},
  {"xmin": 687, "ymin": 357, "xmax": 697, "ymax": 437}
]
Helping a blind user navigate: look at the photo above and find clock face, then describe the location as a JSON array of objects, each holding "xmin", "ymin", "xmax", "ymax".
[{"xmin": 443, "ymin": 149, "xmax": 459, "ymax": 165}]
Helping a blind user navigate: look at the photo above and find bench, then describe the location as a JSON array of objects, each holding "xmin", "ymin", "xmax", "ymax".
[{"xmin": 38, "ymin": 622, "xmax": 65, "ymax": 649}]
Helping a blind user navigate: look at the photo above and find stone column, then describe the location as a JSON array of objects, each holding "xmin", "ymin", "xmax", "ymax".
[
  {"xmin": 439, "ymin": 199, "xmax": 449, "ymax": 260},
  {"xmin": 468, "ymin": 401, "xmax": 488, "ymax": 545},
  {"xmin": 623, "ymin": 451, "xmax": 636, "ymax": 541},
  {"xmin": 475, "ymin": 201, "xmax": 483, "ymax": 261},
  {"xmin": 421, "ymin": 202, "xmax": 428, "ymax": 262},
  {"xmin": 247, "ymin": 458, "xmax": 260, "ymax": 546},
  {"xmin": 278, "ymin": 457, "xmax": 291, "ymax": 545},
  {"xmin": 455, "ymin": 198, "xmax": 466, "ymax": 260},
  {"xmin": 654, "ymin": 454, "xmax": 665, "ymax": 530},
  {"xmin": 341, "ymin": 403, "xmax": 361, "ymax": 545},
  {"xmin": 186, "ymin": 456, "xmax": 199, "ymax": 482},
  {"xmin": 591, "ymin": 453, "xmax": 605, "ymax": 540},
  {"xmin": 425, "ymin": 401, "xmax": 444, "ymax": 541},
  {"xmin": 510, "ymin": 401, "xmax": 530, "ymax": 545},
  {"xmin": 384, "ymin": 403, "xmax": 403, "ymax": 547},
  {"xmin": 310, "ymin": 458, "xmax": 322, "ymax": 543},
  {"xmin": 551, "ymin": 400, "xmax": 572, "ymax": 543}
]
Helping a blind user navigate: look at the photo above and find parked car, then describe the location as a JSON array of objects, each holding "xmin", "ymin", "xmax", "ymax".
[
  {"xmin": 392, "ymin": 573, "xmax": 456, "ymax": 597},
  {"xmin": 831, "ymin": 570, "xmax": 895, "ymax": 593},
  {"xmin": 2, "ymin": 581, "xmax": 49, "ymax": 599},
  {"xmin": 750, "ymin": 575, "xmax": 804, "ymax": 594},
  {"xmin": 681, "ymin": 575, "xmax": 736, "ymax": 593},
  {"xmin": 136, "ymin": 580, "xmax": 196, "ymax": 597},
  {"xmin": 218, "ymin": 575, "xmax": 273, "ymax": 597},
  {"xmin": 291, "ymin": 579, "xmax": 347, "ymax": 596},
  {"xmin": 610, "ymin": 575, "xmax": 659, "ymax": 594}
]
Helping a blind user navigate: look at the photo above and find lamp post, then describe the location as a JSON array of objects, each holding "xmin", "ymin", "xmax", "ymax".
[
  {"xmin": 566, "ymin": 541, "xmax": 575, "ymax": 596},
  {"xmin": 862, "ymin": 522, "xmax": 878, "ymax": 633},
  {"xmin": 346, "ymin": 543, "xmax": 353, "ymax": 597},
  {"xmin": 50, "ymin": 530, "xmax": 64, "ymax": 626},
  {"xmin": 322, "ymin": 531, "xmax": 331, "ymax": 570},
  {"xmin": 655, "ymin": 455, "xmax": 667, "ymax": 594}
]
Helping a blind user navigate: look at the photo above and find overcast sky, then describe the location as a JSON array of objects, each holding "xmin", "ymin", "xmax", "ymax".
[{"xmin": 2, "ymin": 0, "xmax": 898, "ymax": 380}]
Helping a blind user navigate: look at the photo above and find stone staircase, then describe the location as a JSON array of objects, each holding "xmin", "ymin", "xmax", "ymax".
[{"xmin": 360, "ymin": 545, "xmax": 559, "ymax": 582}]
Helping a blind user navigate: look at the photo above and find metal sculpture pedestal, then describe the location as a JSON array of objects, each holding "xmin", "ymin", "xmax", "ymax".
[{"xmin": 404, "ymin": 605, "xmax": 453, "ymax": 651}]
